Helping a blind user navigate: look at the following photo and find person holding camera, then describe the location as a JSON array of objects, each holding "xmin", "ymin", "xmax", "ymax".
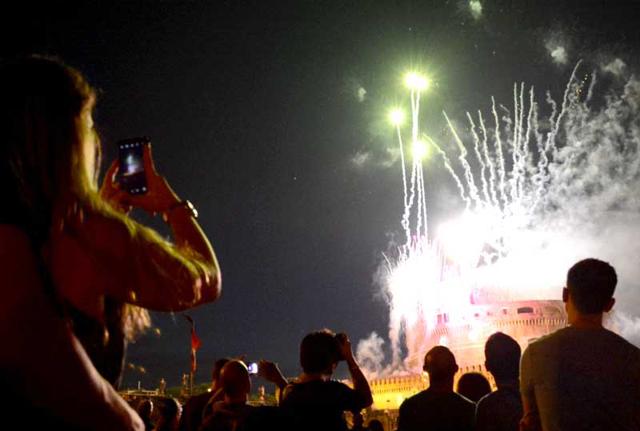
[
  {"xmin": 280, "ymin": 329, "xmax": 373, "ymax": 431},
  {"xmin": 0, "ymin": 56, "xmax": 221, "ymax": 430}
]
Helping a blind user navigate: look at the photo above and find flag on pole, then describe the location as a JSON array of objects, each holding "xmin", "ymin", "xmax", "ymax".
[{"xmin": 184, "ymin": 314, "xmax": 202, "ymax": 373}]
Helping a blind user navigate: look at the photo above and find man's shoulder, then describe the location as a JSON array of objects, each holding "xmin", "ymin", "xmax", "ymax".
[
  {"xmin": 453, "ymin": 392, "xmax": 475, "ymax": 406},
  {"xmin": 401, "ymin": 390, "xmax": 473, "ymax": 408},
  {"xmin": 527, "ymin": 326, "xmax": 640, "ymax": 352},
  {"xmin": 477, "ymin": 388, "xmax": 520, "ymax": 411},
  {"xmin": 451, "ymin": 392, "xmax": 476, "ymax": 414},
  {"xmin": 523, "ymin": 327, "xmax": 575, "ymax": 357},
  {"xmin": 400, "ymin": 390, "xmax": 429, "ymax": 409},
  {"xmin": 283, "ymin": 379, "xmax": 352, "ymax": 402},
  {"xmin": 528, "ymin": 326, "xmax": 568, "ymax": 346}
]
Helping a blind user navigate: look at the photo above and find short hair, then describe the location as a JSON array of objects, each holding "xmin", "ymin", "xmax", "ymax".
[
  {"xmin": 423, "ymin": 346, "xmax": 458, "ymax": 382},
  {"xmin": 485, "ymin": 332, "xmax": 521, "ymax": 381},
  {"xmin": 299, "ymin": 329, "xmax": 341, "ymax": 374},
  {"xmin": 456, "ymin": 372, "xmax": 491, "ymax": 402},
  {"xmin": 219, "ymin": 360, "xmax": 251, "ymax": 398},
  {"xmin": 567, "ymin": 258, "xmax": 617, "ymax": 314},
  {"xmin": 156, "ymin": 397, "xmax": 181, "ymax": 423}
]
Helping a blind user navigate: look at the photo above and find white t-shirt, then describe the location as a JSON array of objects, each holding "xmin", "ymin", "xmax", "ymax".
[{"xmin": 520, "ymin": 326, "xmax": 640, "ymax": 431}]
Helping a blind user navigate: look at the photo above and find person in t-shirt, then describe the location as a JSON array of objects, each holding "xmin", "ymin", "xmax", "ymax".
[
  {"xmin": 397, "ymin": 346, "xmax": 474, "ymax": 431},
  {"xmin": 475, "ymin": 332, "xmax": 522, "ymax": 431},
  {"xmin": 520, "ymin": 258, "xmax": 640, "ymax": 431},
  {"xmin": 280, "ymin": 329, "xmax": 373, "ymax": 431}
]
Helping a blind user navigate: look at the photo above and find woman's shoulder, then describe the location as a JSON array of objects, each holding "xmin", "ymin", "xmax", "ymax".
[
  {"xmin": 0, "ymin": 224, "xmax": 43, "ymax": 312},
  {"xmin": 0, "ymin": 224, "xmax": 34, "ymax": 259}
]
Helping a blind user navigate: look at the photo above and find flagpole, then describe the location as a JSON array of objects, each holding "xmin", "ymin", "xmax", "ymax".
[{"xmin": 184, "ymin": 314, "xmax": 202, "ymax": 397}]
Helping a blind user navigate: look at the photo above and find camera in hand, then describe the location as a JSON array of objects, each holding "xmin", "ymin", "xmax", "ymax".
[
  {"xmin": 117, "ymin": 137, "xmax": 149, "ymax": 195},
  {"xmin": 334, "ymin": 333, "xmax": 347, "ymax": 361}
]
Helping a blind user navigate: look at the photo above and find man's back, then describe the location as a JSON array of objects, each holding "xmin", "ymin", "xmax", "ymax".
[
  {"xmin": 397, "ymin": 388, "xmax": 475, "ymax": 431},
  {"xmin": 475, "ymin": 386, "xmax": 522, "ymax": 431},
  {"xmin": 281, "ymin": 380, "xmax": 366, "ymax": 431},
  {"xmin": 521, "ymin": 326, "xmax": 640, "ymax": 431}
]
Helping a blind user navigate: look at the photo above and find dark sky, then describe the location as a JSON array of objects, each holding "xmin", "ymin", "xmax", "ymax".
[{"xmin": 3, "ymin": 0, "xmax": 639, "ymax": 389}]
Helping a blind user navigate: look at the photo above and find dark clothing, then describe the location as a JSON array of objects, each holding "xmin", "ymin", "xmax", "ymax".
[
  {"xmin": 280, "ymin": 380, "xmax": 368, "ymax": 431},
  {"xmin": 199, "ymin": 401, "xmax": 253, "ymax": 431},
  {"xmin": 67, "ymin": 298, "xmax": 127, "ymax": 388},
  {"xmin": 475, "ymin": 385, "xmax": 522, "ymax": 431},
  {"xmin": 180, "ymin": 392, "xmax": 215, "ymax": 431},
  {"xmin": 397, "ymin": 388, "xmax": 475, "ymax": 431}
]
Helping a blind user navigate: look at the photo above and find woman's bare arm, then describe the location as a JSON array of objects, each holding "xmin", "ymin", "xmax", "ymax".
[{"xmin": 50, "ymin": 143, "xmax": 221, "ymax": 315}]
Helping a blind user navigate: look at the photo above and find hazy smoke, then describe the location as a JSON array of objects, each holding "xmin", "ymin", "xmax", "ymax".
[
  {"xmin": 357, "ymin": 86, "xmax": 367, "ymax": 102},
  {"xmin": 610, "ymin": 312, "xmax": 640, "ymax": 347},
  {"xmin": 351, "ymin": 151, "xmax": 371, "ymax": 168},
  {"xmin": 601, "ymin": 58, "xmax": 627, "ymax": 77},
  {"xmin": 549, "ymin": 44, "xmax": 568, "ymax": 65},
  {"xmin": 355, "ymin": 332, "xmax": 386, "ymax": 379}
]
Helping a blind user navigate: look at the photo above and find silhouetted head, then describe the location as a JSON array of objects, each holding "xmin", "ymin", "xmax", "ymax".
[
  {"xmin": 0, "ymin": 55, "xmax": 99, "ymax": 240},
  {"xmin": 423, "ymin": 346, "xmax": 458, "ymax": 384},
  {"xmin": 219, "ymin": 360, "xmax": 251, "ymax": 401},
  {"xmin": 154, "ymin": 397, "xmax": 182, "ymax": 431},
  {"xmin": 565, "ymin": 258, "xmax": 617, "ymax": 314},
  {"xmin": 212, "ymin": 357, "xmax": 231, "ymax": 386},
  {"xmin": 136, "ymin": 398, "xmax": 154, "ymax": 428},
  {"xmin": 367, "ymin": 419, "xmax": 384, "ymax": 431},
  {"xmin": 300, "ymin": 329, "xmax": 341, "ymax": 374},
  {"xmin": 456, "ymin": 372, "xmax": 491, "ymax": 402},
  {"xmin": 485, "ymin": 332, "xmax": 521, "ymax": 382}
]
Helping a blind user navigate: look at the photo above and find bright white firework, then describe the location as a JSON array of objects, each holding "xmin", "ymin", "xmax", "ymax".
[{"xmin": 382, "ymin": 62, "xmax": 640, "ymax": 371}]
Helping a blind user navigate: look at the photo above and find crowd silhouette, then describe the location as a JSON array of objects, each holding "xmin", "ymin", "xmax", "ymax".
[{"xmin": 1, "ymin": 56, "xmax": 639, "ymax": 431}]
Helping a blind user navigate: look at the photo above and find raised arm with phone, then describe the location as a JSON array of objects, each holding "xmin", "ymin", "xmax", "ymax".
[{"xmin": 0, "ymin": 56, "xmax": 221, "ymax": 430}]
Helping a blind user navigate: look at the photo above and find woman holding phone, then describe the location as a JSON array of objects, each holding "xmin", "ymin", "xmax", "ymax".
[{"xmin": 0, "ymin": 56, "xmax": 221, "ymax": 430}]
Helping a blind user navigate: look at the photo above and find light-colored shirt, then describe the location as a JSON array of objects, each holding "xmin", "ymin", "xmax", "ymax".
[{"xmin": 520, "ymin": 326, "xmax": 640, "ymax": 431}]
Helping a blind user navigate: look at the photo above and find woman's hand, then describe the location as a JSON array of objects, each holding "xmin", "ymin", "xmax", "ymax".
[{"xmin": 100, "ymin": 144, "xmax": 180, "ymax": 215}]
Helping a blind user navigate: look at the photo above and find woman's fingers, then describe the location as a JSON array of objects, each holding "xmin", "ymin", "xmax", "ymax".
[
  {"xmin": 104, "ymin": 159, "xmax": 119, "ymax": 183},
  {"xmin": 142, "ymin": 143, "xmax": 159, "ymax": 176}
]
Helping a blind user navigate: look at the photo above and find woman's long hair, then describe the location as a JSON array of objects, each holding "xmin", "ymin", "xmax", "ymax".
[
  {"xmin": 0, "ymin": 55, "xmax": 96, "ymax": 238},
  {"xmin": 0, "ymin": 55, "xmax": 149, "ymax": 340}
]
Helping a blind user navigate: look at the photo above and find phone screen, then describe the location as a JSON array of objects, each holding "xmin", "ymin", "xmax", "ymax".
[
  {"xmin": 117, "ymin": 137, "xmax": 149, "ymax": 195},
  {"xmin": 247, "ymin": 362, "xmax": 259, "ymax": 375}
]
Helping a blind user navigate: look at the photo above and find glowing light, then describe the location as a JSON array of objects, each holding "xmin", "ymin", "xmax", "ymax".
[
  {"xmin": 412, "ymin": 140, "xmax": 428, "ymax": 160},
  {"xmin": 469, "ymin": 0, "xmax": 483, "ymax": 20},
  {"xmin": 388, "ymin": 108, "xmax": 406, "ymax": 126},
  {"xmin": 404, "ymin": 72, "xmax": 429, "ymax": 91}
]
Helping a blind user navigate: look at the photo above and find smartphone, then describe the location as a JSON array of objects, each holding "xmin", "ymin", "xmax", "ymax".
[
  {"xmin": 117, "ymin": 137, "xmax": 149, "ymax": 195},
  {"xmin": 247, "ymin": 362, "xmax": 259, "ymax": 375}
]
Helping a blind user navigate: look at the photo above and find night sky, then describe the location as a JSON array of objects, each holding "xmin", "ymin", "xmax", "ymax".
[{"xmin": 3, "ymin": 1, "xmax": 639, "ymax": 389}]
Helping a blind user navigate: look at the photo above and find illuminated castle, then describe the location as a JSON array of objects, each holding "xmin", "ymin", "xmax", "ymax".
[{"xmin": 370, "ymin": 299, "xmax": 567, "ymax": 411}]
